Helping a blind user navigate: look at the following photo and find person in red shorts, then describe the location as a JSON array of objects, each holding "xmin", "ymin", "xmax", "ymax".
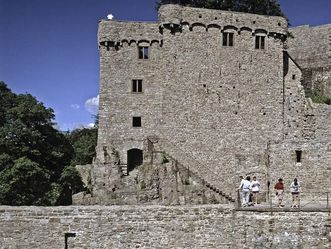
[{"xmin": 274, "ymin": 178, "xmax": 284, "ymax": 207}]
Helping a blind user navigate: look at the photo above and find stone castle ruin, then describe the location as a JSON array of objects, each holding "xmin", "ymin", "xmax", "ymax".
[
  {"xmin": 1, "ymin": 5, "xmax": 331, "ymax": 249},
  {"xmin": 73, "ymin": 4, "xmax": 331, "ymax": 205}
]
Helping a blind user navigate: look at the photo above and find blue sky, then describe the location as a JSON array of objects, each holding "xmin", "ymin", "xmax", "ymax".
[{"xmin": 1, "ymin": 0, "xmax": 330, "ymax": 131}]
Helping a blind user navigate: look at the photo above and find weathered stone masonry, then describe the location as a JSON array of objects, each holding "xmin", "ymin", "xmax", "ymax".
[
  {"xmin": 74, "ymin": 4, "xmax": 330, "ymax": 205},
  {"xmin": 1, "ymin": 6, "xmax": 331, "ymax": 249},
  {"xmin": 288, "ymin": 24, "xmax": 331, "ymax": 98},
  {"xmin": 0, "ymin": 205, "xmax": 330, "ymax": 249}
]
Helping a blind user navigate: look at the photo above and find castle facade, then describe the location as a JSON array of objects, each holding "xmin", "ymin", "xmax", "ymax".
[{"xmin": 74, "ymin": 4, "xmax": 330, "ymax": 205}]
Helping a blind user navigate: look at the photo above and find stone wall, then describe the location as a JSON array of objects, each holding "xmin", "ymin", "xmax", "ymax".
[
  {"xmin": 96, "ymin": 4, "xmax": 291, "ymax": 197},
  {"xmin": 73, "ymin": 153, "xmax": 232, "ymax": 205},
  {"xmin": 91, "ymin": 4, "xmax": 331, "ymax": 205},
  {"xmin": 287, "ymin": 24, "xmax": 331, "ymax": 97},
  {"xmin": 0, "ymin": 205, "xmax": 330, "ymax": 249}
]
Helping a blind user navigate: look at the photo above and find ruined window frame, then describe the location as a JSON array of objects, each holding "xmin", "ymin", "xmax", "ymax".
[
  {"xmin": 222, "ymin": 32, "xmax": 234, "ymax": 47},
  {"xmin": 132, "ymin": 79, "xmax": 143, "ymax": 93},
  {"xmin": 138, "ymin": 46, "xmax": 149, "ymax": 59}
]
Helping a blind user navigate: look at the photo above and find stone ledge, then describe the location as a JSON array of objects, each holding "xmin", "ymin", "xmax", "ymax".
[{"xmin": 237, "ymin": 207, "xmax": 331, "ymax": 212}]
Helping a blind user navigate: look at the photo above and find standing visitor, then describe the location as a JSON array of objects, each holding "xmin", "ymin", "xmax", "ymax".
[
  {"xmin": 239, "ymin": 176, "xmax": 252, "ymax": 207},
  {"xmin": 251, "ymin": 176, "xmax": 260, "ymax": 205},
  {"xmin": 238, "ymin": 175, "xmax": 245, "ymax": 206},
  {"xmin": 290, "ymin": 178, "xmax": 301, "ymax": 208},
  {"xmin": 274, "ymin": 178, "xmax": 284, "ymax": 208}
]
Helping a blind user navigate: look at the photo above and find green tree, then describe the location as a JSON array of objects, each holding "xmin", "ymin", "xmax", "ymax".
[
  {"xmin": 157, "ymin": 0, "xmax": 285, "ymax": 17},
  {"xmin": 66, "ymin": 127, "xmax": 97, "ymax": 166},
  {"xmin": 0, "ymin": 157, "xmax": 51, "ymax": 205},
  {"xmin": 234, "ymin": 0, "xmax": 283, "ymax": 16},
  {"xmin": 56, "ymin": 165, "xmax": 85, "ymax": 205},
  {"xmin": 0, "ymin": 82, "xmax": 76, "ymax": 205}
]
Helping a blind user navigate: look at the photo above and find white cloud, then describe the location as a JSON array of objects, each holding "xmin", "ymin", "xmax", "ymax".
[
  {"xmin": 70, "ymin": 104, "xmax": 80, "ymax": 110},
  {"xmin": 107, "ymin": 13, "xmax": 114, "ymax": 20},
  {"xmin": 84, "ymin": 95, "xmax": 99, "ymax": 114},
  {"xmin": 72, "ymin": 123, "xmax": 95, "ymax": 130},
  {"xmin": 52, "ymin": 123, "xmax": 61, "ymax": 130}
]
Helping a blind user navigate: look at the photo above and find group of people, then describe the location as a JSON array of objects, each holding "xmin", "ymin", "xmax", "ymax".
[
  {"xmin": 274, "ymin": 178, "xmax": 301, "ymax": 208},
  {"xmin": 238, "ymin": 176, "xmax": 261, "ymax": 207},
  {"xmin": 238, "ymin": 176, "xmax": 301, "ymax": 208}
]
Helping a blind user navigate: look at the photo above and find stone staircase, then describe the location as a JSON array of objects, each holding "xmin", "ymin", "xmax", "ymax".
[{"xmin": 148, "ymin": 137, "xmax": 236, "ymax": 203}]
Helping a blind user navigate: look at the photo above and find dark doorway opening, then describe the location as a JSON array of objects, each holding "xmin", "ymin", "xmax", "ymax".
[{"xmin": 127, "ymin": 149, "xmax": 143, "ymax": 173}]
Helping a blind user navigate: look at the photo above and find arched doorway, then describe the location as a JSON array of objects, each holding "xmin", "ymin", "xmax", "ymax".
[{"xmin": 127, "ymin": 149, "xmax": 143, "ymax": 173}]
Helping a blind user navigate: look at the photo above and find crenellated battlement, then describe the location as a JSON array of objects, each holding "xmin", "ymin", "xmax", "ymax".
[
  {"xmin": 98, "ymin": 21, "xmax": 162, "ymax": 50},
  {"xmin": 98, "ymin": 4, "xmax": 288, "ymax": 51},
  {"xmin": 159, "ymin": 4, "xmax": 287, "ymax": 35}
]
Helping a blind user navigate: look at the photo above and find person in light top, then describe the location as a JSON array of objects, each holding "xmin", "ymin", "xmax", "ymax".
[
  {"xmin": 290, "ymin": 178, "xmax": 301, "ymax": 208},
  {"xmin": 238, "ymin": 176, "xmax": 245, "ymax": 203},
  {"xmin": 239, "ymin": 176, "xmax": 252, "ymax": 207},
  {"xmin": 251, "ymin": 176, "xmax": 260, "ymax": 205}
]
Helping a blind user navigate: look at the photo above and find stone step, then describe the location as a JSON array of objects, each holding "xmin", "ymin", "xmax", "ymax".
[{"xmin": 151, "ymin": 143, "xmax": 236, "ymax": 204}]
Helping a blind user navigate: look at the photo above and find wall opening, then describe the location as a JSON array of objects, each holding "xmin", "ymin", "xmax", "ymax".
[
  {"xmin": 64, "ymin": 232, "xmax": 76, "ymax": 249},
  {"xmin": 138, "ymin": 46, "xmax": 149, "ymax": 59},
  {"xmin": 132, "ymin": 79, "xmax": 143, "ymax": 93},
  {"xmin": 255, "ymin": 35, "xmax": 265, "ymax": 49},
  {"xmin": 132, "ymin": 117, "xmax": 141, "ymax": 127},
  {"xmin": 223, "ymin": 32, "xmax": 234, "ymax": 46},
  {"xmin": 127, "ymin": 149, "xmax": 143, "ymax": 173},
  {"xmin": 296, "ymin": 150, "xmax": 302, "ymax": 163}
]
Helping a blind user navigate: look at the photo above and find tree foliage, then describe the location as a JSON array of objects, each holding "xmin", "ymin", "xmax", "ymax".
[
  {"xmin": 66, "ymin": 127, "xmax": 97, "ymax": 166},
  {"xmin": 157, "ymin": 0, "xmax": 285, "ymax": 17},
  {"xmin": 0, "ymin": 157, "xmax": 51, "ymax": 205},
  {"xmin": 0, "ymin": 81, "xmax": 88, "ymax": 205}
]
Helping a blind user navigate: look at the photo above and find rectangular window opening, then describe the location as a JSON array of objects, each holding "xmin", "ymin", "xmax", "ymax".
[
  {"xmin": 229, "ymin": 33, "xmax": 234, "ymax": 46},
  {"xmin": 255, "ymin": 36, "xmax": 265, "ymax": 50},
  {"xmin": 295, "ymin": 150, "xmax": 302, "ymax": 163},
  {"xmin": 132, "ymin": 117, "xmax": 141, "ymax": 127},
  {"xmin": 138, "ymin": 46, "xmax": 149, "ymax": 59},
  {"xmin": 223, "ymin": 32, "xmax": 234, "ymax": 47},
  {"xmin": 255, "ymin": 36, "xmax": 259, "ymax": 49},
  {"xmin": 132, "ymin": 79, "xmax": 143, "ymax": 93},
  {"xmin": 261, "ymin": 36, "xmax": 265, "ymax": 49},
  {"xmin": 292, "ymin": 74, "xmax": 296, "ymax": 80}
]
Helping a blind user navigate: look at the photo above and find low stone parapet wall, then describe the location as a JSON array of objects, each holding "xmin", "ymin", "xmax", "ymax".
[{"xmin": 0, "ymin": 205, "xmax": 330, "ymax": 248}]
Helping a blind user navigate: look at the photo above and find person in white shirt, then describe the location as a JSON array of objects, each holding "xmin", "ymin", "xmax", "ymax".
[
  {"xmin": 239, "ymin": 176, "xmax": 252, "ymax": 207},
  {"xmin": 238, "ymin": 176, "xmax": 245, "ymax": 204},
  {"xmin": 251, "ymin": 176, "xmax": 260, "ymax": 205},
  {"xmin": 290, "ymin": 178, "xmax": 301, "ymax": 208}
]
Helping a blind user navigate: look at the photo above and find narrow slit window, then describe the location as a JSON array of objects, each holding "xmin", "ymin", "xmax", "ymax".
[
  {"xmin": 255, "ymin": 36, "xmax": 265, "ymax": 49},
  {"xmin": 223, "ymin": 32, "xmax": 234, "ymax": 47},
  {"xmin": 132, "ymin": 117, "xmax": 141, "ymax": 127},
  {"xmin": 138, "ymin": 46, "xmax": 149, "ymax": 59},
  {"xmin": 295, "ymin": 150, "xmax": 302, "ymax": 163},
  {"xmin": 132, "ymin": 79, "xmax": 143, "ymax": 93}
]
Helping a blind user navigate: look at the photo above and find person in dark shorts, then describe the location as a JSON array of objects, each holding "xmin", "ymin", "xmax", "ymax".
[{"xmin": 290, "ymin": 178, "xmax": 301, "ymax": 208}]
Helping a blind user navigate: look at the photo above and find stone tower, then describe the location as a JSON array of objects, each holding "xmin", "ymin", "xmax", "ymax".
[{"xmin": 73, "ymin": 5, "xmax": 331, "ymax": 205}]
